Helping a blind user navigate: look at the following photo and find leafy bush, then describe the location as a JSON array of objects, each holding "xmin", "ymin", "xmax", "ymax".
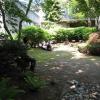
[
  {"xmin": 0, "ymin": 40, "xmax": 27, "ymax": 54},
  {"xmin": 0, "ymin": 40, "xmax": 32, "ymax": 77},
  {"xmin": 54, "ymin": 27, "xmax": 96, "ymax": 42},
  {"xmin": 79, "ymin": 43, "xmax": 100, "ymax": 56},
  {"xmin": 87, "ymin": 43, "xmax": 100, "ymax": 55},
  {"xmin": 0, "ymin": 78, "xmax": 24, "ymax": 100},
  {"xmin": 54, "ymin": 29, "xmax": 69, "ymax": 42},
  {"xmin": 78, "ymin": 32, "xmax": 100, "ymax": 55},
  {"xmin": 21, "ymin": 26, "xmax": 50, "ymax": 47},
  {"xmin": 24, "ymin": 71, "xmax": 45, "ymax": 91}
]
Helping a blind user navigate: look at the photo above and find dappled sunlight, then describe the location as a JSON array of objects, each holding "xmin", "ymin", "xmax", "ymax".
[
  {"xmin": 75, "ymin": 69, "xmax": 84, "ymax": 74},
  {"xmin": 71, "ymin": 51, "xmax": 88, "ymax": 59},
  {"xmin": 56, "ymin": 54, "xmax": 60, "ymax": 57},
  {"xmin": 44, "ymin": 64, "xmax": 49, "ymax": 67},
  {"xmin": 53, "ymin": 43, "xmax": 88, "ymax": 59},
  {"xmin": 50, "ymin": 66, "xmax": 62, "ymax": 70},
  {"xmin": 95, "ymin": 63, "xmax": 100, "ymax": 66},
  {"xmin": 53, "ymin": 44, "xmax": 77, "ymax": 52},
  {"xmin": 90, "ymin": 58, "xmax": 96, "ymax": 61},
  {"xmin": 50, "ymin": 58, "xmax": 55, "ymax": 60}
]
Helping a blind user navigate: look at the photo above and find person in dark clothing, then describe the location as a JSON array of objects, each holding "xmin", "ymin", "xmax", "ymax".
[{"xmin": 47, "ymin": 42, "xmax": 52, "ymax": 51}]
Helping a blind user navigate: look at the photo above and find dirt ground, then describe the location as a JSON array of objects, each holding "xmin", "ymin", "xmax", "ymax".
[{"xmin": 22, "ymin": 44, "xmax": 100, "ymax": 100}]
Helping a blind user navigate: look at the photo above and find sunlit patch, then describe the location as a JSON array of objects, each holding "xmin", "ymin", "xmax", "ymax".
[
  {"xmin": 50, "ymin": 58, "xmax": 55, "ymax": 60},
  {"xmin": 91, "ymin": 58, "xmax": 96, "ymax": 61},
  {"xmin": 71, "ymin": 51, "xmax": 87, "ymax": 59},
  {"xmin": 56, "ymin": 54, "xmax": 60, "ymax": 56},
  {"xmin": 50, "ymin": 67, "xmax": 62, "ymax": 70},
  {"xmin": 75, "ymin": 69, "xmax": 84, "ymax": 74},
  {"xmin": 95, "ymin": 63, "xmax": 100, "ymax": 66},
  {"xmin": 70, "ymin": 85, "xmax": 76, "ymax": 89},
  {"xmin": 44, "ymin": 65, "xmax": 49, "ymax": 67}
]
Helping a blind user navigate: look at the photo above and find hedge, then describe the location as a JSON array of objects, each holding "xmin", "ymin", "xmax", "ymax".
[{"xmin": 54, "ymin": 27, "xmax": 96, "ymax": 42}]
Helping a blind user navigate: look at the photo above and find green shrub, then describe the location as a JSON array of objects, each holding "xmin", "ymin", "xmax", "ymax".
[
  {"xmin": 0, "ymin": 40, "xmax": 30, "ymax": 77},
  {"xmin": 54, "ymin": 27, "xmax": 96, "ymax": 42},
  {"xmin": 21, "ymin": 26, "xmax": 50, "ymax": 47},
  {"xmin": 0, "ymin": 78, "xmax": 24, "ymax": 100},
  {"xmin": 82, "ymin": 27, "xmax": 96, "ymax": 40},
  {"xmin": 54, "ymin": 29, "xmax": 69, "ymax": 42},
  {"xmin": 87, "ymin": 43, "xmax": 100, "ymax": 55},
  {"xmin": 0, "ymin": 40, "xmax": 27, "ymax": 54},
  {"xmin": 24, "ymin": 71, "xmax": 45, "ymax": 91}
]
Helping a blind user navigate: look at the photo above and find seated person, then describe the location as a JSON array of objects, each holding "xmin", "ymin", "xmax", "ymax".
[{"xmin": 47, "ymin": 42, "xmax": 52, "ymax": 51}]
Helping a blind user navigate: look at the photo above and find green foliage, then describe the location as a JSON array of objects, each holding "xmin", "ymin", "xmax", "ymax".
[
  {"xmin": 0, "ymin": 0, "xmax": 32, "ymax": 40},
  {"xmin": 0, "ymin": 0, "xmax": 31, "ymax": 33},
  {"xmin": 21, "ymin": 26, "xmax": 50, "ymax": 47},
  {"xmin": 54, "ymin": 29, "xmax": 69, "ymax": 42},
  {"xmin": 0, "ymin": 40, "xmax": 28, "ymax": 76},
  {"xmin": 67, "ymin": 0, "xmax": 100, "ymax": 31},
  {"xmin": 79, "ymin": 42, "xmax": 100, "ymax": 56},
  {"xmin": 0, "ymin": 78, "xmax": 24, "ymax": 100},
  {"xmin": 24, "ymin": 71, "xmax": 45, "ymax": 91},
  {"xmin": 67, "ymin": 0, "xmax": 85, "ymax": 19},
  {"xmin": 87, "ymin": 43, "xmax": 100, "ymax": 55},
  {"xmin": 4, "ymin": 0, "xmax": 31, "ymax": 22},
  {"xmin": 0, "ymin": 40, "xmax": 27, "ymax": 54},
  {"xmin": 42, "ymin": 0, "xmax": 62, "ymax": 22},
  {"xmin": 68, "ymin": 0, "xmax": 100, "ymax": 18},
  {"xmin": 54, "ymin": 27, "xmax": 96, "ymax": 42}
]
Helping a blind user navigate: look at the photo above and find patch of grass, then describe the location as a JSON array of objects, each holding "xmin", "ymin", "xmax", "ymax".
[{"xmin": 27, "ymin": 48, "xmax": 72, "ymax": 63}]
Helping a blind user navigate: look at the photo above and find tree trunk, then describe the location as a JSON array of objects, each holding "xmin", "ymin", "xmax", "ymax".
[
  {"xmin": 87, "ymin": 18, "xmax": 92, "ymax": 27},
  {"xmin": 98, "ymin": 16, "xmax": 100, "ymax": 31},
  {"xmin": 95, "ymin": 16, "xmax": 100, "ymax": 31},
  {"xmin": 95, "ymin": 17, "xmax": 98, "ymax": 30},
  {"xmin": 18, "ymin": 0, "xmax": 33, "ymax": 41},
  {"xmin": 0, "ymin": 3, "xmax": 13, "ymax": 40}
]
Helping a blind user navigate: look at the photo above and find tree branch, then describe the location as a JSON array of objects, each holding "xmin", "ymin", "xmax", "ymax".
[
  {"xmin": 0, "ymin": 2, "xmax": 13, "ymax": 40},
  {"xmin": 18, "ymin": 0, "xmax": 33, "ymax": 41}
]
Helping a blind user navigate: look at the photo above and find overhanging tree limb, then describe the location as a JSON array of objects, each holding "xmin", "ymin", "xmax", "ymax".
[
  {"xmin": 18, "ymin": 0, "xmax": 33, "ymax": 41},
  {"xmin": 0, "ymin": 1, "xmax": 13, "ymax": 40}
]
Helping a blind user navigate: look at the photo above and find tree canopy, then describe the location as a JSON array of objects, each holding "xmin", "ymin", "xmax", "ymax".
[{"xmin": 42, "ymin": 0, "xmax": 62, "ymax": 22}]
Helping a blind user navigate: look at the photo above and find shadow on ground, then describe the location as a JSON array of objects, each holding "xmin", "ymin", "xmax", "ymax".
[{"xmin": 24, "ymin": 44, "xmax": 100, "ymax": 100}]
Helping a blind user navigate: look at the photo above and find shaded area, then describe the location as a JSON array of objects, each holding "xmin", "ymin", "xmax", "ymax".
[{"xmin": 25, "ymin": 44, "xmax": 100, "ymax": 100}]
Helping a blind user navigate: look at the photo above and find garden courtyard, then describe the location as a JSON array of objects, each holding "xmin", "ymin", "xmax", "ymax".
[{"xmin": 0, "ymin": 0, "xmax": 100, "ymax": 100}]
